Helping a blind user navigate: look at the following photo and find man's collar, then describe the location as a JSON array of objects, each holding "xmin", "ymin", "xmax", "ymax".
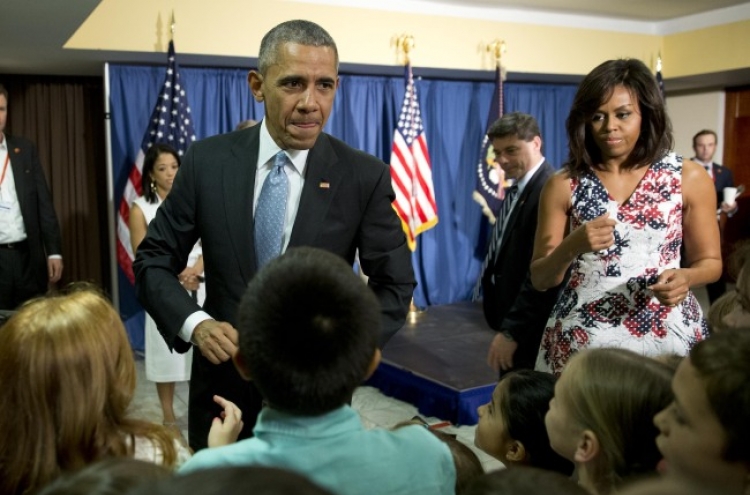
[{"xmin": 258, "ymin": 119, "xmax": 308, "ymax": 174}]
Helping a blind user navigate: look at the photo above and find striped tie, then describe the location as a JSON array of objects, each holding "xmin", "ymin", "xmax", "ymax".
[{"xmin": 473, "ymin": 185, "xmax": 519, "ymax": 299}]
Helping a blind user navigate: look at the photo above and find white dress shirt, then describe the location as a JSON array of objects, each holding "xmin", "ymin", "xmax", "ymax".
[{"xmin": 0, "ymin": 135, "xmax": 28, "ymax": 244}]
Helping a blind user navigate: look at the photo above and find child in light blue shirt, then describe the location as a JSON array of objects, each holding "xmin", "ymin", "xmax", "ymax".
[{"xmin": 179, "ymin": 247, "xmax": 455, "ymax": 495}]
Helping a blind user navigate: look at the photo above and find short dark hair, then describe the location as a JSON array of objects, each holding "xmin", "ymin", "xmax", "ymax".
[
  {"xmin": 498, "ymin": 370, "xmax": 573, "ymax": 475},
  {"xmin": 487, "ymin": 112, "xmax": 541, "ymax": 142},
  {"xmin": 430, "ymin": 429, "xmax": 483, "ymax": 495},
  {"xmin": 0, "ymin": 84, "xmax": 8, "ymax": 101},
  {"xmin": 465, "ymin": 466, "xmax": 588, "ymax": 495},
  {"xmin": 141, "ymin": 143, "xmax": 180, "ymax": 204},
  {"xmin": 237, "ymin": 247, "xmax": 380, "ymax": 415},
  {"xmin": 36, "ymin": 458, "xmax": 171, "ymax": 495},
  {"xmin": 690, "ymin": 329, "xmax": 750, "ymax": 462},
  {"xmin": 692, "ymin": 129, "xmax": 718, "ymax": 147},
  {"xmin": 258, "ymin": 20, "xmax": 338, "ymax": 76},
  {"xmin": 565, "ymin": 58, "xmax": 673, "ymax": 176},
  {"xmin": 130, "ymin": 466, "xmax": 334, "ymax": 495}
]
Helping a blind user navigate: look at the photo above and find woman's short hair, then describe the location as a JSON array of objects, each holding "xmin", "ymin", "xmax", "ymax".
[{"xmin": 565, "ymin": 58, "xmax": 673, "ymax": 176}]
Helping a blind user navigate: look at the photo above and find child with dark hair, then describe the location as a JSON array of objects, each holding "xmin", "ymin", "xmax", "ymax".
[
  {"xmin": 132, "ymin": 466, "xmax": 334, "ymax": 495},
  {"xmin": 178, "ymin": 247, "xmax": 455, "ymax": 495},
  {"xmin": 475, "ymin": 370, "xmax": 572, "ymax": 475},
  {"xmin": 465, "ymin": 466, "xmax": 588, "ymax": 495},
  {"xmin": 393, "ymin": 419, "xmax": 484, "ymax": 495},
  {"xmin": 36, "ymin": 458, "xmax": 171, "ymax": 495},
  {"xmin": 432, "ymin": 430, "xmax": 484, "ymax": 495},
  {"xmin": 654, "ymin": 329, "xmax": 750, "ymax": 493}
]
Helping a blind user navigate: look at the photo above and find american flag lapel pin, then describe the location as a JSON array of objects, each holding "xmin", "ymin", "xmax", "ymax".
[{"xmin": 319, "ymin": 179, "xmax": 330, "ymax": 189}]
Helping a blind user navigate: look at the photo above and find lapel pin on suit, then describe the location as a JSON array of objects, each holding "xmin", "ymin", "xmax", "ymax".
[
  {"xmin": 14, "ymin": 148, "xmax": 20, "ymax": 153},
  {"xmin": 319, "ymin": 179, "xmax": 330, "ymax": 189}
]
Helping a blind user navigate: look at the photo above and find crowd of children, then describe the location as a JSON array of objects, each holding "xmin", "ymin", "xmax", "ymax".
[{"xmin": 1, "ymin": 243, "xmax": 748, "ymax": 494}]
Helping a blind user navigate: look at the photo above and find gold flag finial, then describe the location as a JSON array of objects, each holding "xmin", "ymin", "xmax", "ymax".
[
  {"xmin": 392, "ymin": 34, "xmax": 415, "ymax": 65},
  {"xmin": 656, "ymin": 52, "xmax": 663, "ymax": 72},
  {"xmin": 170, "ymin": 11, "xmax": 175, "ymax": 40},
  {"xmin": 486, "ymin": 40, "xmax": 506, "ymax": 65}
]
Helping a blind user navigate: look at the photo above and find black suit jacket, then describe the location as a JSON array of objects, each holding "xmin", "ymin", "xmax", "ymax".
[
  {"xmin": 692, "ymin": 159, "xmax": 735, "ymax": 208},
  {"xmin": 481, "ymin": 162, "xmax": 561, "ymax": 369},
  {"xmin": 712, "ymin": 163, "xmax": 734, "ymax": 208},
  {"xmin": 134, "ymin": 125, "xmax": 415, "ymax": 449},
  {"xmin": 5, "ymin": 135, "xmax": 62, "ymax": 292}
]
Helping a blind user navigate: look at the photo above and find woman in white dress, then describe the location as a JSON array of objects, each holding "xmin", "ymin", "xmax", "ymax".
[{"xmin": 129, "ymin": 143, "xmax": 205, "ymax": 432}]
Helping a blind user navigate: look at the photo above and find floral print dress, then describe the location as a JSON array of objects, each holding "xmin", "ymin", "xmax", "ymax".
[{"xmin": 535, "ymin": 153, "xmax": 708, "ymax": 375}]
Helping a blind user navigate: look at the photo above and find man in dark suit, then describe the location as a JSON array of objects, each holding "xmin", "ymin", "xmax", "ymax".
[
  {"xmin": 692, "ymin": 129, "xmax": 736, "ymax": 212},
  {"xmin": 692, "ymin": 129, "xmax": 737, "ymax": 302},
  {"xmin": 134, "ymin": 20, "xmax": 414, "ymax": 451},
  {"xmin": 480, "ymin": 113, "xmax": 561, "ymax": 373},
  {"xmin": 0, "ymin": 84, "xmax": 63, "ymax": 310}
]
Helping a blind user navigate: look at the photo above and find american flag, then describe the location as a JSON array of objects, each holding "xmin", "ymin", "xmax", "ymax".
[
  {"xmin": 389, "ymin": 64, "xmax": 438, "ymax": 251},
  {"xmin": 656, "ymin": 55, "xmax": 666, "ymax": 101},
  {"xmin": 473, "ymin": 62, "xmax": 507, "ymax": 219},
  {"xmin": 116, "ymin": 40, "xmax": 196, "ymax": 283}
]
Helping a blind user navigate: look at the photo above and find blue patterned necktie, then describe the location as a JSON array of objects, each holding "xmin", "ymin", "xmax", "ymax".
[
  {"xmin": 473, "ymin": 185, "xmax": 519, "ymax": 298},
  {"xmin": 255, "ymin": 151, "xmax": 289, "ymax": 267}
]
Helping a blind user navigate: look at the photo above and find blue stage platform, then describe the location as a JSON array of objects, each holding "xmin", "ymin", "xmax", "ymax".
[{"xmin": 366, "ymin": 301, "xmax": 498, "ymax": 425}]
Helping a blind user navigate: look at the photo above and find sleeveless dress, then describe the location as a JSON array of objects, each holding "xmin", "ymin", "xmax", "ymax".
[
  {"xmin": 134, "ymin": 196, "xmax": 204, "ymax": 382},
  {"xmin": 535, "ymin": 153, "xmax": 708, "ymax": 375}
]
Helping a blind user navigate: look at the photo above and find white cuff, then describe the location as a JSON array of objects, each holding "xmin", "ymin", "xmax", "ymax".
[{"xmin": 179, "ymin": 311, "xmax": 212, "ymax": 343}]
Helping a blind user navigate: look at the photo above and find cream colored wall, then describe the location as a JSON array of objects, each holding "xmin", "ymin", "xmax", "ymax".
[
  {"xmin": 66, "ymin": 0, "xmax": 750, "ymax": 79},
  {"xmin": 668, "ymin": 91, "xmax": 725, "ymax": 162},
  {"xmin": 66, "ymin": 0, "xmax": 744, "ymax": 149},
  {"xmin": 66, "ymin": 0, "xmax": 663, "ymax": 74},
  {"xmin": 664, "ymin": 20, "xmax": 750, "ymax": 78}
]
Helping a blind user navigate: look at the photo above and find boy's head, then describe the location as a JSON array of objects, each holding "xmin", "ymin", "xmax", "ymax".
[
  {"xmin": 235, "ymin": 247, "xmax": 381, "ymax": 415},
  {"xmin": 654, "ymin": 329, "xmax": 750, "ymax": 492}
]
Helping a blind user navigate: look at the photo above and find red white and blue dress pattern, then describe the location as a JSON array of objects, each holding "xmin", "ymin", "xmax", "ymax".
[{"xmin": 535, "ymin": 153, "xmax": 708, "ymax": 375}]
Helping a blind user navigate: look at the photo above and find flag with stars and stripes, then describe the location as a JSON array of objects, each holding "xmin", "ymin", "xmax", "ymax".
[
  {"xmin": 115, "ymin": 40, "xmax": 196, "ymax": 283},
  {"xmin": 389, "ymin": 63, "xmax": 438, "ymax": 251},
  {"xmin": 656, "ymin": 56, "xmax": 666, "ymax": 101},
  {"xmin": 473, "ymin": 62, "xmax": 508, "ymax": 220}
]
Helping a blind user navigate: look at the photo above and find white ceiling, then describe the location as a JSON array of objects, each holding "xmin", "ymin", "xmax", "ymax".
[
  {"xmin": 1, "ymin": 0, "xmax": 749, "ymax": 76},
  {"xmin": 426, "ymin": 0, "xmax": 750, "ymax": 21}
]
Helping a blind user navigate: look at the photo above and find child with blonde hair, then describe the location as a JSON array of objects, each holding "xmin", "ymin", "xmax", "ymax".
[
  {"xmin": 545, "ymin": 348, "xmax": 673, "ymax": 494},
  {"xmin": 0, "ymin": 286, "xmax": 190, "ymax": 494}
]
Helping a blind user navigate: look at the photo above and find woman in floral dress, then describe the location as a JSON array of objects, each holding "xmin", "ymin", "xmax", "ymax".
[{"xmin": 530, "ymin": 59, "xmax": 721, "ymax": 375}]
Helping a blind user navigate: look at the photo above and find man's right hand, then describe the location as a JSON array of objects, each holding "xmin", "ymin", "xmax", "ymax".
[{"xmin": 191, "ymin": 320, "xmax": 239, "ymax": 364}]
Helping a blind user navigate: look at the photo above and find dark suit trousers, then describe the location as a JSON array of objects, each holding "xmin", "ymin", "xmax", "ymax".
[
  {"xmin": 188, "ymin": 354, "xmax": 263, "ymax": 452},
  {"xmin": 0, "ymin": 244, "xmax": 43, "ymax": 310}
]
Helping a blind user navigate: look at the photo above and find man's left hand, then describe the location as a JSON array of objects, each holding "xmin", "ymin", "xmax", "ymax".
[
  {"xmin": 48, "ymin": 258, "xmax": 63, "ymax": 283},
  {"xmin": 487, "ymin": 332, "xmax": 518, "ymax": 372}
]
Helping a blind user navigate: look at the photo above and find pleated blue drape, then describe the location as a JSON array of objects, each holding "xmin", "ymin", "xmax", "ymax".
[{"xmin": 109, "ymin": 64, "xmax": 576, "ymax": 325}]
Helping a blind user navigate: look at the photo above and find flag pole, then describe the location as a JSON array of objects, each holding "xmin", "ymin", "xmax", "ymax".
[{"xmin": 392, "ymin": 33, "xmax": 425, "ymax": 321}]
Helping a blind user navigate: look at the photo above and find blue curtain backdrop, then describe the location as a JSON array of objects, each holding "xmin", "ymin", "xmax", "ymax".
[{"xmin": 108, "ymin": 64, "xmax": 576, "ymax": 347}]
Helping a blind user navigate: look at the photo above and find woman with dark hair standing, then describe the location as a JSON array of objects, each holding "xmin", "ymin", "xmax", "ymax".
[
  {"xmin": 129, "ymin": 143, "xmax": 204, "ymax": 435},
  {"xmin": 531, "ymin": 59, "xmax": 721, "ymax": 375}
]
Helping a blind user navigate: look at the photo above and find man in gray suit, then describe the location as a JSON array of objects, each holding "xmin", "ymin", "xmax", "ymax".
[
  {"xmin": 134, "ymin": 20, "xmax": 414, "ymax": 451},
  {"xmin": 0, "ymin": 84, "xmax": 63, "ymax": 310}
]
